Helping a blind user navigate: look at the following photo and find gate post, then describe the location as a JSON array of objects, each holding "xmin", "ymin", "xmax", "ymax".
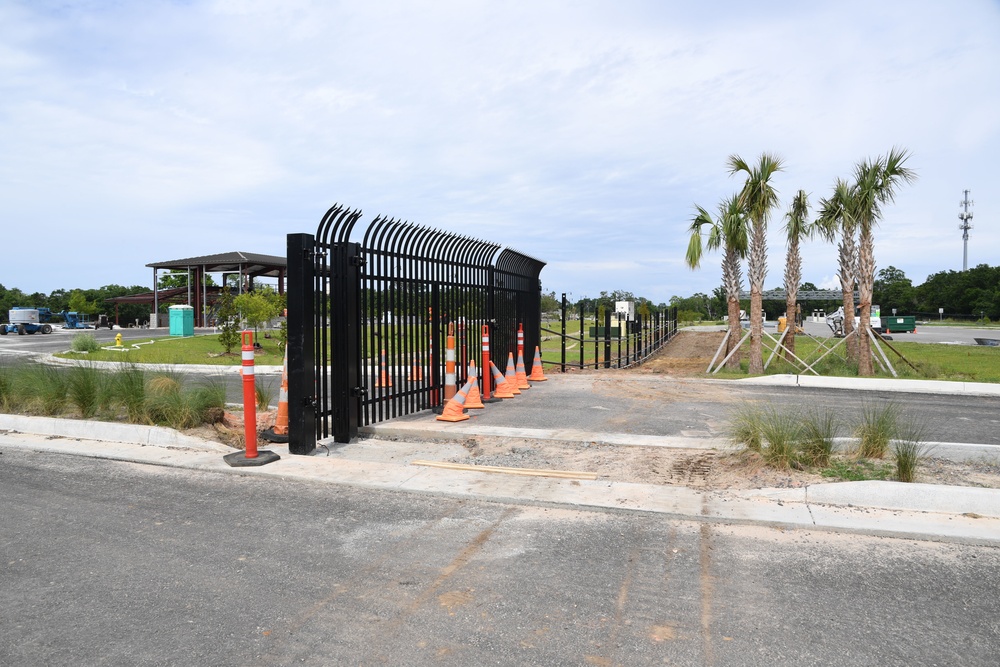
[
  {"xmin": 287, "ymin": 233, "xmax": 316, "ymax": 455},
  {"xmin": 330, "ymin": 241, "xmax": 362, "ymax": 443}
]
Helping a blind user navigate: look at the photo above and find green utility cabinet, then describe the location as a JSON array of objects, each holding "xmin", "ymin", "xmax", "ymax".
[{"xmin": 169, "ymin": 305, "xmax": 195, "ymax": 337}]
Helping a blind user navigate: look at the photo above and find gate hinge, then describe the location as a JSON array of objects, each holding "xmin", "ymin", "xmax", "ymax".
[
  {"xmin": 350, "ymin": 255, "xmax": 365, "ymax": 267},
  {"xmin": 351, "ymin": 386, "xmax": 367, "ymax": 398}
]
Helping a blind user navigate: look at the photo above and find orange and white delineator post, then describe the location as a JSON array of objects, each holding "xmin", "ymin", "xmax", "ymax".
[
  {"xmin": 489, "ymin": 361, "xmax": 516, "ymax": 399},
  {"xmin": 375, "ymin": 349, "xmax": 393, "ymax": 388},
  {"xmin": 481, "ymin": 324, "xmax": 491, "ymax": 400},
  {"xmin": 527, "ymin": 346, "xmax": 548, "ymax": 382},
  {"xmin": 436, "ymin": 375, "xmax": 473, "ymax": 422},
  {"xmin": 504, "ymin": 352, "xmax": 521, "ymax": 395},
  {"xmin": 408, "ymin": 354, "xmax": 424, "ymax": 381},
  {"xmin": 242, "ymin": 331, "xmax": 259, "ymax": 457},
  {"xmin": 224, "ymin": 330, "xmax": 280, "ymax": 466},
  {"xmin": 515, "ymin": 324, "xmax": 531, "ymax": 390},
  {"xmin": 444, "ymin": 322, "xmax": 457, "ymax": 401},
  {"xmin": 465, "ymin": 361, "xmax": 485, "ymax": 409}
]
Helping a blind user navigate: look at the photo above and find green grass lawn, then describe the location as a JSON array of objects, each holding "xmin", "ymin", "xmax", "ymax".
[
  {"xmin": 58, "ymin": 333, "xmax": 285, "ymax": 366},
  {"xmin": 711, "ymin": 335, "xmax": 1000, "ymax": 383}
]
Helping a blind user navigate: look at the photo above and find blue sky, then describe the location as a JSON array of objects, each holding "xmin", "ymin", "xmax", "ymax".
[{"xmin": 2, "ymin": 0, "xmax": 998, "ymax": 304}]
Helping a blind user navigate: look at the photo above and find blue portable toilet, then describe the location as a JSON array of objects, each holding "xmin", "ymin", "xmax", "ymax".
[{"xmin": 169, "ymin": 305, "xmax": 195, "ymax": 337}]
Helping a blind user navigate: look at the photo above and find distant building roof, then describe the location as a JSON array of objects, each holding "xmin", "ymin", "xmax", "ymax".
[{"xmin": 146, "ymin": 251, "xmax": 285, "ymax": 277}]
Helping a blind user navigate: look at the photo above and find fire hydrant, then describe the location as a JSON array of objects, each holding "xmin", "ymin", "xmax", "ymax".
[{"xmin": 115, "ymin": 333, "xmax": 122, "ymax": 347}]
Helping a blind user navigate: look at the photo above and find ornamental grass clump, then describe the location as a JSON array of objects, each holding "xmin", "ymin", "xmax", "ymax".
[
  {"xmin": 855, "ymin": 400, "xmax": 900, "ymax": 459},
  {"xmin": 67, "ymin": 364, "xmax": 104, "ymax": 419},
  {"xmin": 728, "ymin": 403, "xmax": 765, "ymax": 452},
  {"xmin": 893, "ymin": 421, "xmax": 931, "ymax": 483},
  {"xmin": 799, "ymin": 408, "xmax": 838, "ymax": 467},
  {"xmin": 758, "ymin": 407, "xmax": 804, "ymax": 469}
]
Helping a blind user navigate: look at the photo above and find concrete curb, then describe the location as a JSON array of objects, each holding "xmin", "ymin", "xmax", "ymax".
[
  {"xmin": 736, "ymin": 373, "xmax": 1000, "ymax": 397},
  {"xmin": 0, "ymin": 414, "xmax": 232, "ymax": 453}
]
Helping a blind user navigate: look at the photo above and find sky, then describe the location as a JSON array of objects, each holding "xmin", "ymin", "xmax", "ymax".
[{"xmin": 2, "ymin": 0, "xmax": 998, "ymax": 305}]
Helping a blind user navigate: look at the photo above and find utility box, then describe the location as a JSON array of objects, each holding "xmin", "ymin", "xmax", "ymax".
[
  {"xmin": 169, "ymin": 305, "xmax": 194, "ymax": 337},
  {"xmin": 885, "ymin": 316, "xmax": 916, "ymax": 333}
]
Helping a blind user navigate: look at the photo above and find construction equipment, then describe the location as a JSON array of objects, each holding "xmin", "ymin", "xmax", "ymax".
[
  {"xmin": 826, "ymin": 305, "xmax": 884, "ymax": 337},
  {"xmin": 0, "ymin": 307, "xmax": 55, "ymax": 335},
  {"xmin": 60, "ymin": 311, "xmax": 93, "ymax": 330}
]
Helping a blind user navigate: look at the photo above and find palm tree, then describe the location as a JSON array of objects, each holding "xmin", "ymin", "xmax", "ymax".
[
  {"xmin": 816, "ymin": 178, "xmax": 860, "ymax": 363},
  {"xmin": 852, "ymin": 147, "xmax": 916, "ymax": 376},
  {"xmin": 728, "ymin": 153, "xmax": 784, "ymax": 374},
  {"xmin": 686, "ymin": 195, "xmax": 748, "ymax": 369},
  {"xmin": 782, "ymin": 189, "xmax": 811, "ymax": 361}
]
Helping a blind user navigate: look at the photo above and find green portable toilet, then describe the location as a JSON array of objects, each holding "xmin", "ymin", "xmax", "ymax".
[{"xmin": 169, "ymin": 305, "xmax": 195, "ymax": 337}]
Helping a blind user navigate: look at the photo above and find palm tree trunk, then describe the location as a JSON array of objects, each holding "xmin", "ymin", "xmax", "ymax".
[
  {"xmin": 784, "ymin": 238, "xmax": 801, "ymax": 361},
  {"xmin": 747, "ymin": 222, "xmax": 767, "ymax": 374},
  {"xmin": 722, "ymin": 249, "xmax": 743, "ymax": 369},
  {"xmin": 838, "ymin": 238, "xmax": 858, "ymax": 362},
  {"xmin": 857, "ymin": 226, "xmax": 876, "ymax": 376}
]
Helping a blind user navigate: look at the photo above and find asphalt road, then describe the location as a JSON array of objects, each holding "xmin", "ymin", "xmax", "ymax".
[{"xmin": 2, "ymin": 450, "xmax": 998, "ymax": 666}]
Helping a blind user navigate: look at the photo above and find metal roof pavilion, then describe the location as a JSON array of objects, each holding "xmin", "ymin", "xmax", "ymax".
[{"xmin": 146, "ymin": 251, "xmax": 286, "ymax": 328}]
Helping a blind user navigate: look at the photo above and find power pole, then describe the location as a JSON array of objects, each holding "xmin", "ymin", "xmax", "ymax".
[{"xmin": 959, "ymin": 189, "xmax": 974, "ymax": 271}]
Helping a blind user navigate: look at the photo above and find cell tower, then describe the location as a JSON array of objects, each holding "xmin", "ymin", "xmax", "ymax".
[{"xmin": 958, "ymin": 189, "xmax": 974, "ymax": 271}]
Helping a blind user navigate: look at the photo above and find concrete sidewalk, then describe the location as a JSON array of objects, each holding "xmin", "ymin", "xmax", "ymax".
[{"xmin": 1, "ymin": 413, "xmax": 998, "ymax": 546}]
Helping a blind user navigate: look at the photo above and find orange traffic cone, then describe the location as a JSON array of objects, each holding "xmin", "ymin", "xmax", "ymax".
[
  {"xmin": 436, "ymin": 376, "xmax": 473, "ymax": 422},
  {"xmin": 408, "ymin": 354, "xmax": 424, "ymax": 381},
  {"xmin": 489, "ymin": 361, "xmax": 515, "ymax": 399},
  {"xmin": 465, "ymin": 361, "xmax": 485, "ymax": 409},
  {"xmin": 515, "ymin": 349, "xmax": 531, "ymax": 390},
  {"xmin": 504, "ymin": 352, "xmax": 521, "ymax": 395},
  {"xmin": 262, "ymin": 345, "xmax": 289, "ymax": 443},
  {"xmin": 375, "ymin": 349, "xmax": 393, "ymax": 387},
  {"xmin": 527, "ymin": 346, "xmax": 548, "ymax": 382}
]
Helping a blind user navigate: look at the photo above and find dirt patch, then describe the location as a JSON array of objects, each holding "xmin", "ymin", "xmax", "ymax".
[
  {"xmin": 437, "ymin": 435, "xmax": 1000, "ymax": 491},
  {"xmin": 633, "ymin": 330, "xmax": 724, "ymax": 376}
]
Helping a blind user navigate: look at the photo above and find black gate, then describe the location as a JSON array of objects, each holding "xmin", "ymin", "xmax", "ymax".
[{"xmin": 287, "ymin": 204, "xmax": 544, "ymax": 454}]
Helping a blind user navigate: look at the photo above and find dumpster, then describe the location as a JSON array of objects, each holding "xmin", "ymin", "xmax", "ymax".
[
  {"xmin": 884, "ymin": 315, "xmax": 916, "ymax": 333},
  {"xmin": 168, "ymin": 305, "xmax": 195, "ymax": 337}
]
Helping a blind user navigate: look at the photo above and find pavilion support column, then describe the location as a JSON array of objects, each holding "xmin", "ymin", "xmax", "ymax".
[{"xmin": 152, "ymin": 268, "xmax": 158, "ymax": 329}]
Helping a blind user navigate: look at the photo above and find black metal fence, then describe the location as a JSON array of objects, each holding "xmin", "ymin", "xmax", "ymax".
[
  {"xmin": 542, "ymin": 293, "xmax": 678, "ymax": 371},
  {"xmin": 287, "ymin": 204, "xmax": 545, "ymax": 453}
]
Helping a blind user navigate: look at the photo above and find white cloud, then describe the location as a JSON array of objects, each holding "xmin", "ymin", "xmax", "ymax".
[{"xmin": 0, "ymin": 0, "xmax": 999, "ymax": 299}]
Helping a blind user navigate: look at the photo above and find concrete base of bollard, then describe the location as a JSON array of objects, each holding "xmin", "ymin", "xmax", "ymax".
[{"xmin": 223, "ymin": 450, "xmax": 281, "ymax": 467}]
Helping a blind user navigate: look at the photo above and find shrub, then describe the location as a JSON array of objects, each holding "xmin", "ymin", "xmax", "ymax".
[{"xmin": 71, "ymin": 333, "xmax": 102, "ymax": 353}]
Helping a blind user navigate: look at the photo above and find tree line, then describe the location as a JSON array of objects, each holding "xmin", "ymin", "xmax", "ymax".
[
  {"xmin": 0, "ymin": 283, "xmax": 152, "ymax": 326},
  {"xmin": 671, "ymin": 263, "xmax": 1000, "ymax": 323}
]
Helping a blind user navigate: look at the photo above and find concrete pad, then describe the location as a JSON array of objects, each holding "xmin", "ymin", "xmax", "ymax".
[{"xmin": 361, "ymin": 421, "xmax": 725, "ymax": 450}]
